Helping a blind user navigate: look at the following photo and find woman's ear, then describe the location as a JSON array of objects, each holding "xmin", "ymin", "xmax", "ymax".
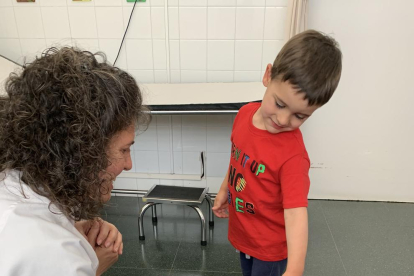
[{"xmin": 262, "ymin": 64, "xmax": 272, "ymax": 87}]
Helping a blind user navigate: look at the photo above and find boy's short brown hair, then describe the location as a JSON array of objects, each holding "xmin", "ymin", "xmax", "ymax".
[{"xmin": 271, "ymin": 29, "xmax": 342, "ymax": 106}]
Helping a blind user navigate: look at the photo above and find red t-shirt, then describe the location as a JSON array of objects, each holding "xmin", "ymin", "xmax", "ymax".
[{"xmin": 227, "ymin": 102, "xmax": 310, "ymax": 261}]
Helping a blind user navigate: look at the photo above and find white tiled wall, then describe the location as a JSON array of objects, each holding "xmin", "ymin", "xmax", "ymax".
[
  {"xmin": 0, "ymin": 0, "xmax": 287, "ymax": 194},
  {"xmin": 0, "ymin": 0, "xmax": 288, "ymax": 83},
  {"xmin": 115, "ymin": 114, "xmax": 234, "ymax": 194}
]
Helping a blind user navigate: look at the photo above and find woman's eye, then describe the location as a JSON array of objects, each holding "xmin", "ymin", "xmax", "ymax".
[{"xmin": 276, "ymin": 102, "xmax": 285, "ymax": 108}]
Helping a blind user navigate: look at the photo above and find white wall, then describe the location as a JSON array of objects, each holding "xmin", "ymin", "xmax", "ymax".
[
  {"xmin": 305, "ymin": 0, "xmax": 414, "ymax": 202},
  {"xmin": 0, "ymin": 56, "xmax": 20, "ymax": 95},
  {"xmin": 118, "ymin": 114, "xmax": 236, "ymax": 193},
  {"xmin": 0, "ymin": 0, "xmax": 288, "ymax": 83},
  {"xmin": 0, "ymin": 0, "xmax": 288, "ymax": 196},
  {"xmin": 3, "ymin": 0, "xmax": 412, "ymax": 202}
]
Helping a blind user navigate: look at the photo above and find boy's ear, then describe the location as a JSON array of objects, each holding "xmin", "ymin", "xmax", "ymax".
[{"xmin": 262, "ymin": 64, "xmax": 272, "ymax": 87}]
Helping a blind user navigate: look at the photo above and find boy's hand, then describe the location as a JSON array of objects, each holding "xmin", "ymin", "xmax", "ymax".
[{"xmin": 212, "ymin": 188, "xmax": 229, "ymax": 218}]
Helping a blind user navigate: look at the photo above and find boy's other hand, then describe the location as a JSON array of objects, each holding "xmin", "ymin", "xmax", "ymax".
[{"xmin": 212, "ymin": 188, "xmax": 229, "ymax": 218}]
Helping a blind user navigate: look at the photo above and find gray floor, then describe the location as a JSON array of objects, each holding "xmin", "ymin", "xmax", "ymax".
[{"xmin": 102, "ymin": 197, "xmax": 414, "ymax": 276}]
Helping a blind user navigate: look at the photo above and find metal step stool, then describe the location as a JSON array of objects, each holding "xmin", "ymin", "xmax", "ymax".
[{"xmin": 138, "ymin": 185, "xmax": 214, "ymax": 246}]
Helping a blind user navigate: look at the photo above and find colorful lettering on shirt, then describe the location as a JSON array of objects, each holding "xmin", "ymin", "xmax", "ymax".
[
  {"xmin": 227, "ymin": 189, "xmax": 232, "ymax": 205},
  {"xmin": 245, "ymin": 202, "xmax": 255, "ymax": 214},
  {"xmin": 227, "ymin": 141, "xmax": 267, "ymax": 216},
  {"xmin": 232, "ymin": 143, "xmax": 242, "ymax": 161},
  {"xmin": 256, "ymin": 164, "xmax": 265, "ymax": 176},
  {"xmin": 235, "ymin": 197, "xmax": 244, "ymax": 213},
  {"xmin": 241, "ymin": 153, "xmax": 250, "ymax": 168},
  {"xmin": 227, "ymin": 190, "xmax": 255, "ymax": 214}
]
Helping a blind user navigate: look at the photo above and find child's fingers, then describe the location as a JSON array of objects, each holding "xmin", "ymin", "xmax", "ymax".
[
  {"xmin": 213, "ymin": 208, "xmax": 229, "ymax": 218},
  {"xmin": 219, "ymin": 209, "xmax": 229, "ymax": 218},
  {"xmin": 212, "ymin": 202, "xmax": 226, "ymax": 210},
  {"xmin": 212, "ymin": 206, "xmax": 222, "ymax": 215}
]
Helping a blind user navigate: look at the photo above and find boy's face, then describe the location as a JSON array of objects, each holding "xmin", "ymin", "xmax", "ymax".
[{"xmin": 256, "ymin": 64, "xmax": 320, "ymax": 134}]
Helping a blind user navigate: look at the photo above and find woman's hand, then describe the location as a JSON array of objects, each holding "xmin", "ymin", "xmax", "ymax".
[
  {"xmin": 75, "ymin": 219, "xmax": 123, "ymax": 255},
  {"xmin": 95, "ymin": 245, "xmax": 119, "ymax": 276},
  {"xmin": 93, "ymin": 219, "xmax": 123, "ymax": 255}
]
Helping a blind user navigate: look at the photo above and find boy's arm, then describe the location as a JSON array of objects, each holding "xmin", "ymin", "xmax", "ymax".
[
  {"xmin": 212, "ymin": 170, "xmax": 229, "ymax": 218},
  {"xmin": 283, "ymin": 207, "xmax": 308, "ymax": 276}
]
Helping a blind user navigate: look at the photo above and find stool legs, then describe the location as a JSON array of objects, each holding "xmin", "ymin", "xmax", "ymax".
[
  {"xmin": 138, "ymin": 202, "xmax": 156, "ymax": 240},
  {"xmin": 139, "ymin": 201, "xmax": 212, "ymax": 245},
  {"xmin": 205, "ymin": 194, "xmax": 214, "ymax": 227},
  {"xmin": 151, "ymin": 204, "xmax": 158, "ymax": 223},
  {"xmin": 189, "ymin": 205, "xmax": 207, "ymax": 246}
]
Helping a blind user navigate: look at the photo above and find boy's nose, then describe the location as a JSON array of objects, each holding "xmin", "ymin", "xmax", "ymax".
[{"xmin": 277, "ymin": 115, "xmax": 289, "ymax": 127}]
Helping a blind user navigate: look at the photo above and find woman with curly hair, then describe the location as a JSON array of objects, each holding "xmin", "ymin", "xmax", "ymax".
[{"xmin": 0, "ymin": 47, "xmax": 148, "ymax": 276}]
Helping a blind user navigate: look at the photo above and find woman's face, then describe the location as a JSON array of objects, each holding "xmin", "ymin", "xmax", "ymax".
[{"xmin": 101, "ymin": 124, "xmax": 135, "ymax": 202}]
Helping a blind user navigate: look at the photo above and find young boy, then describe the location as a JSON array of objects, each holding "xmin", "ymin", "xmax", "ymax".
[{"xmin": 212, "ymin": 30, "xmax": 342, "ymax": 276}]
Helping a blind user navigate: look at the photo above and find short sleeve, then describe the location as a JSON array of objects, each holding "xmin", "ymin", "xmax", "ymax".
[
  {"xmin": 232, "ymin": 108, "xmax": 242, "ymax": 132},
  {"xmin": 231, "ymin": 103, "xmax": 251, "ymax": 140},
  {"xmin": 279, "ymin": 154, "xmax": 310, "ymax": 209}
]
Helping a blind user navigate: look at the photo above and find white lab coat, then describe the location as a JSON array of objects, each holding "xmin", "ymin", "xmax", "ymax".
[{"xmin": 0, "ymin": 170, "xmax": 99, "ymax": 276}]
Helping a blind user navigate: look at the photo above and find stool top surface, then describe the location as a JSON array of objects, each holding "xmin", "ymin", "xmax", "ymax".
[{"xmin": 143, "ymin": 185, "xmax": 208, "ymax": 204}]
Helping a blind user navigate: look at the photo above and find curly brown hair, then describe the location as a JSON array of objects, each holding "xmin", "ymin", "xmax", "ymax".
[{"xmin": 0, "ymin": 47, "xmax": 148, "ymax": 220}]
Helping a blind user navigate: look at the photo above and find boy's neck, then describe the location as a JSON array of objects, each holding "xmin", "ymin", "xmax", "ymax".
[{"xmin": 252, "ymin": 107, "xmax": 266, "ymax": 131}]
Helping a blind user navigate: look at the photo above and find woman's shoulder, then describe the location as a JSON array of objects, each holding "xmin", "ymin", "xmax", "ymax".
[{"xmin": 0, "ymin": 201, "xmax": 98, "ymax": 275}]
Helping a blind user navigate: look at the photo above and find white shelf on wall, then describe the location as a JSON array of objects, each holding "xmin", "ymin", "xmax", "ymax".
[
  {"xmin": 118, "ymin": 172, "xmax": 201, "ymax": 181},
  {"xmin": 142, "ymin": 82, "xmax": 264, "ymax": 106}
]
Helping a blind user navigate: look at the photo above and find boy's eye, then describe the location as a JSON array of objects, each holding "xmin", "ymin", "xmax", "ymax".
[
  {"xmin": 295, "ymin": 114, "xmax": 305, "ymax": 120},
  {"xmin": 276, "ymin": 102, "xmax": 285, "ymax": 108}
]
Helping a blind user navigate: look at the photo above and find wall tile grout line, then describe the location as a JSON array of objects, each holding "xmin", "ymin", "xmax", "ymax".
[
  {"xmin": 93, "ymin": 0, "xmax": 101, "ymax": 50},
  {"xmin": 65, "ymin": 0, "xmax": 74, "ymax": 48},
  {"xmin": 177, "ymin": 0, "xmax": 182, "ymax": 83},
  {"xmin": 232, "ymin": 4, "xmax": 237, "ymax": 81},
  {"xmin": 12, "ymin": 4, "xmax": 23, "ymax": 62},
  {"xmin": 122, "ymin": 4, "xmax": 130, "ymax": 71},
  {"xmin": 260, "ymin": 5, "xmax": 266, "ymax": 79},
  {"xmin": 38, "ymin": 5, "xmax": 47, "ymax": 48},
  {"xmin": 150, "ymin": 2, "xmax": 156, "ymax": 82},
  {"xmin": 206, "ymin": 0, "xmax": 209, "ymax": 82}
]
